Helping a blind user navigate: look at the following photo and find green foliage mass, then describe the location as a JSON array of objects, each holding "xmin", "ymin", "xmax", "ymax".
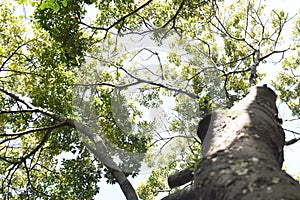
[{"xmin": 0, "ymin": 0, "xmax": 299, "ymax": 199}]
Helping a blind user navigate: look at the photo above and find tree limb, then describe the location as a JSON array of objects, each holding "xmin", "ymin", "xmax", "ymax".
[
  {"xmin": 285, "ymin": 137, "xmax": 300, "ymax": 146},
  {"xmin": 79, "ymin": 0, "xmax": 153, "ymax": 39},
  {"xmin": 0, "ymin": 88, "xmax": 138, "ymax": 200},
  {"xmin": 168, "ymin": 167, "xmax": 193, "ymax": 189},
  {"xmin": 0, "ymin": 121, "xmax": 67, "ymax": 137},
  {"xmin": 161, "ymin": 185, "xmax": 196, "ymax": 200}
]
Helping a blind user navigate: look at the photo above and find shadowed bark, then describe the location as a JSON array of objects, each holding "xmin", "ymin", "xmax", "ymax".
[
  {"xmin": 162, "ymin": 86, "xmax": 300, "ymax": 200},
  {"xmin": 168, "ymin": 167, "xmax": 193, "ymax": 189}
]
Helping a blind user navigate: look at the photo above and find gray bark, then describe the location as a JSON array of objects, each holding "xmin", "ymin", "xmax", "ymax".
[
  {"xmin": 168, "ymin": 167, "xmax": 193, "ymax": 189},
  {"xmin": 163, "ymin": 86, "xmax": 300, "ymax": 200}
]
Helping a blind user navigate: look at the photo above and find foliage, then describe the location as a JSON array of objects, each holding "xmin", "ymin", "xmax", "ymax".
[
  {"xmin": 0, "ymin": 0, "xmax": 300, "ymax": 199},
  {"xmin": 272, "ymin": 13, "xmax": 300, "ymax": 116},
  {"xmin": 137, "ymin": 169, "xmax": 169, "ymax": 200}
]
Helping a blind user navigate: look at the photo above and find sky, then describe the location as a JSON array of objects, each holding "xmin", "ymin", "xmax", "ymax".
[{"xmin": 10, "ymin": 0, "xmax": 300, "ymax": 199}]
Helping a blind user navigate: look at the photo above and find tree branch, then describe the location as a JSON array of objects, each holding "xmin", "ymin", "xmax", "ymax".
[
  {"xmin": 285, "ymin": 137, "xmax": 300, "ymax": 146},
  {"xmin": 0, "ymin": 44, "xmax": 26, "ymax": 71},
  {"xmin": 119, "ymin": 66, "xmax": 199, "ymax": 99},
  {"xmin": 79, "ymin": 0, "xmax": 153, "ymax": 38},
  {"xmin": 0, "ymin": 88, "xmax": 138, "ymax": 200},
  {"xmin": 161, "ymin": 185, "xmax": 196, "ymax": 200},
  {"xmin": 0, "ymin": 121, "xmax": 67, "ymax": 137},
  {"xmin": 161, "ymin": 0, "xmax": 185, "ymax": 29},
  {"xmin": 168, "ymin": 167, "xmax": 193, "ymax": 189}
]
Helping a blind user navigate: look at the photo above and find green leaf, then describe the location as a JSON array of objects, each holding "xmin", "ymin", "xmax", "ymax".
[
  {"xmin": 2, "ymin": 0, "xmax": 300, "ymax": 199},
  {"xmin": 53, "ymin": 3, "xmax": 60, "ymax": 12},
  {"xmin": 62, "ymin": 0, "xmax": 68, "ymax": 7}
]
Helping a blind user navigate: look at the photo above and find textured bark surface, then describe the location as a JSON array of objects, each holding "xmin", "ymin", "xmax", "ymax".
[
  {"xmin": 168, "ymin": 167, "xmax": 193, "ymax": 189},
  {"xmin": 162, "ymin": 86, "xmax": 300, "ymax": 200}
]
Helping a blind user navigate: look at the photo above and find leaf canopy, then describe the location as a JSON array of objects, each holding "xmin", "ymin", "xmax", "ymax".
[{"xmin": 0, "ymin": 0, "xmax": 299, "ymax": 199}]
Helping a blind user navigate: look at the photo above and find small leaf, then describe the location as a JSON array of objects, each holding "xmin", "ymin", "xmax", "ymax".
[
  {"xmin": 62, "ymin": 0, "xmax": 68, "ymax": 7},
  {"xmin": 39, "ymin": 3, "xmax": 47, "ymax": 10},
  {"xmin": 53, "ymin": 3, "xmax": 60, "ymax": 12},
  {"xmin": 279, "ymin": 10, "xmax": 285, "ymax": 18}
]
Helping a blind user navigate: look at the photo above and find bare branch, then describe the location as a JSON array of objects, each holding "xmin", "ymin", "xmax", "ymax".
[
  {"xmin": 259, "ymin": 48, "xmax": 290, "ymax": 61},
  {"xmin": 73, "ymin": 81, "xmax": 141, "ymax": 90},
  {"xmin": 0, "ymin": 109, "xmax": 41, "ymax": 114},
  {"xmin": 119, "ymin": 67, "xmax": 199, "ymax": 99},
  {"xmin": 283, "ymin": 128, "xmax": 300, "ymax": 135},
  {"xmin": 0, "ymin": 121, "xmax": 67, "ymax": 137},
  {"xmin": 161, "ymin": 0, "xmax": 185, "ymax": 29},
  {"xmin": 285, "ymin": 137, "xmax": 300, "ymax": 146},
  {"xmin": 23, "ymin": 160, "xmax": 51, "ymax": 197},
  {"xmin": 79, "ymin": 0, "xmax": 153, "ymax": 39},
  {"xmin": 212, "ymin": 15, "xmax": 255, "ymax": 50},
  {"xmin": 129, "ymin": 48, "xmax": 165, "ymax": 80},
  {"xmin": 0, "ymin": 39, "xmax": 36, "ymax": 71},
  {"xmin": 0, "ymin": 44, "xmax": 26, "ymax": 71}
]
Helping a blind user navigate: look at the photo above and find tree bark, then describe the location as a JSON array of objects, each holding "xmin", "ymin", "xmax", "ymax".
[
  {"xmin": 163, "ymin": 86, "xmax": 300, "ymax": 200},
  {"xmin": 167, "ymin": 167, "xmax": 193, "ymax": 189}
]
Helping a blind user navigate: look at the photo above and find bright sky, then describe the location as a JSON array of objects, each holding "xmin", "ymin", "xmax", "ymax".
[{"xmin": 10, "ymin": 0, "xmax": 300, "ymax": 199}]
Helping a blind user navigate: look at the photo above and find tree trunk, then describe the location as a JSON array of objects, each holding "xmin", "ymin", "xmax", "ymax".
[{"xmin": 163, "ymin": 86, "xmax": 300, "ymax": 200}]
